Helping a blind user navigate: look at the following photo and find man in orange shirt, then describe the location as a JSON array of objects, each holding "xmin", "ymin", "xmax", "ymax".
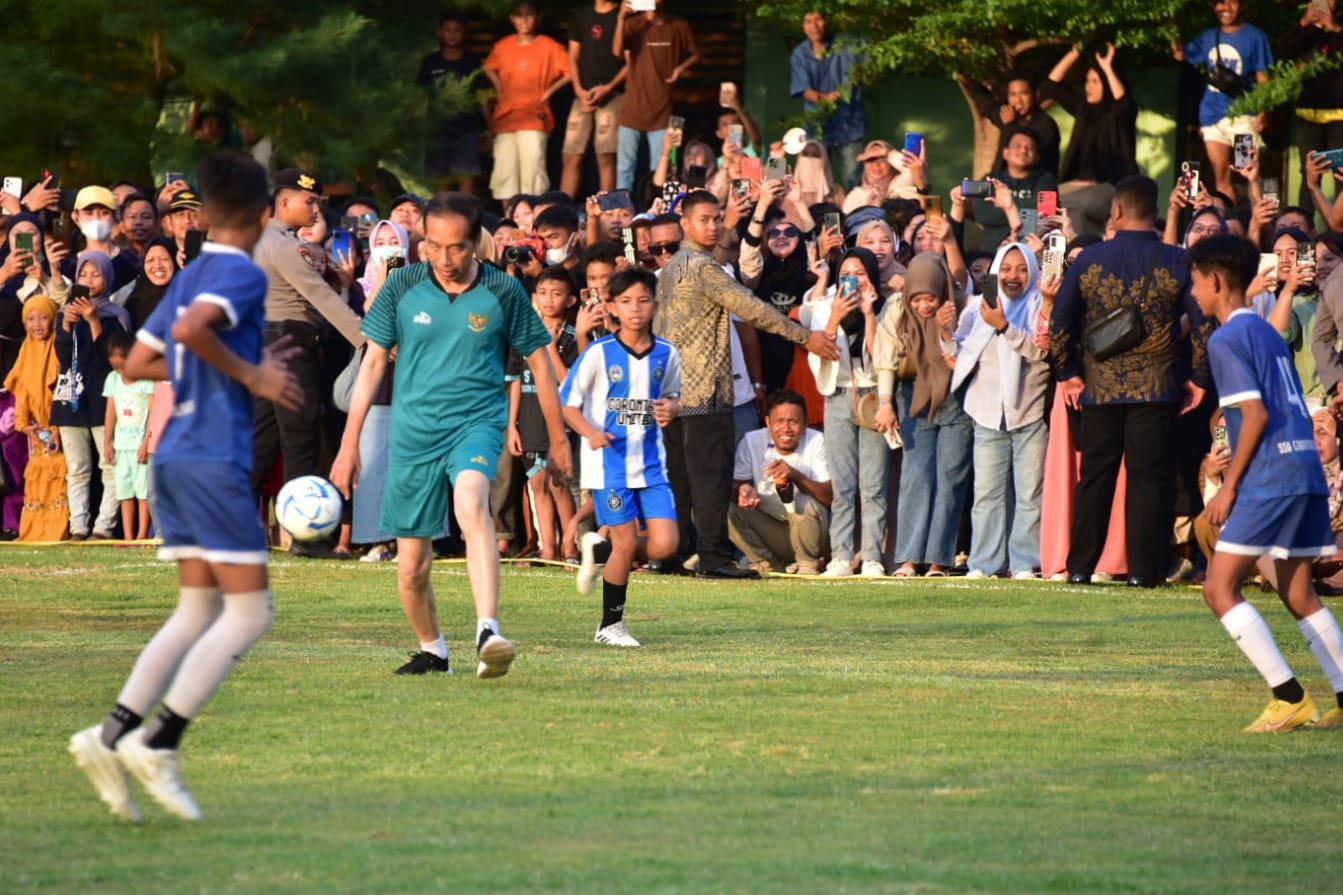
[{"xmin": 485, "ymin": 2, "xmax": 572, "ymax": 201}]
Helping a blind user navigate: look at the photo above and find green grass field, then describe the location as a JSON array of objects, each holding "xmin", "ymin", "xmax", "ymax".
[{"xmin": 2, "ymin": 546, "xmax": 1341, "ymax": 894}]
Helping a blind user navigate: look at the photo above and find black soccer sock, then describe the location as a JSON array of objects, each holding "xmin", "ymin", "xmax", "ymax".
[
  {"xmin": 100, "ymin": 704, "xmax": 143, "ymax": 750},
  {"xmin": 592, "ymin": 538, "xmax": 613, "ymax": 564},
  {"xmin": 1336, "ymin": 691, "xmax": 1343, "ymax": 711},
  {"xmin": 601, "ymin": 580, "xmax": 627, "ymax": 628},
  {"xmin": 143, "ymin": 706, "xmax": 191, "ymax": 751},
  {"xmin": 1272, "ymin": 678, "xmax": 1306, "ymax": 705}
]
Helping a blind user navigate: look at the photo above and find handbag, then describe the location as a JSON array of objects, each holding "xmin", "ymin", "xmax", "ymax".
[
  {"xmin": 1083, "ymin": 246, "xmax": 1160, "ymax": 363},
  {"xmin": 332, "ymin": 345, "xmax": 362, "ymax": 413},
  {"xmin": 851, "ymin": 368, "xmax": 881, "ymax": 432},
  {"xmin": 1207, "ymin": 33, "xmax": 1247, "ymax": 99}
]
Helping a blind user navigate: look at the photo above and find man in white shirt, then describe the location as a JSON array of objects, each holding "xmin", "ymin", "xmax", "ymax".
[{"xmin": 728, "ymin": 389, "xmax": 832, "ymax": 575}]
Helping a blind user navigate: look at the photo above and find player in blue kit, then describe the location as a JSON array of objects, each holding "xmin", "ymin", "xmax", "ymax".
[
  {"xmin": 68, "ymin": 152, "xmax": 302, "ymax": 820},
  {"xmin": 1190, "ymin": 234, "xmax": 1343, "ymax": 733},
  {"xmin": 563, "ymin": 268, "xmax": 681, "ymax": 647},
  {"xmin": 330, "ymin": 192, "xmax": 572, "ymax": 677}
]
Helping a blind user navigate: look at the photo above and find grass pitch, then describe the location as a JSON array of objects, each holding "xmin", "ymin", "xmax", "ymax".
[{"xmin": 2, "ymin": 546, "xmax": 1341, "ymax": 894}]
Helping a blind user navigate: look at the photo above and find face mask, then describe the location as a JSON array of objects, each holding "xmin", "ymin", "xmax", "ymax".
[
  {"xmin": 80, "ymin": 219, "xmax": 113, "ymax": 242},
  {"xmin": 545, "ymin": 246, "xmax": 570, "ymax": 266},
  {"xmin": 371, "ymin": 244, "xmax": 404, "ymax": 265}
]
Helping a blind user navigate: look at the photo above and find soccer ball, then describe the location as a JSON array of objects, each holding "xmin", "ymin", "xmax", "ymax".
[{"xmin": 276, "ymin": 476, "xmax": 343, "ymax": 542}]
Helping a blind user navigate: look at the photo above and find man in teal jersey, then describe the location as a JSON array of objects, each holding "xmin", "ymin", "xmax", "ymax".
[{"xmin": 331, "ymin": 192, "xmax": 572, "ymax": 678}]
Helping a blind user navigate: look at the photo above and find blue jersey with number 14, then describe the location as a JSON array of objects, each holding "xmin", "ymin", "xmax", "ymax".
[
  {"xmin": 137, "ymin": 243, "xmax": 268, "ymax": 470},
  {"xmin": 1210, "ymin": 308, "xmax": 1327, "ymax": 501}
]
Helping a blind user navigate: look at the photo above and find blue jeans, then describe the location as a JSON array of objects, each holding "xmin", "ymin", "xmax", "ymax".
[
  {"xmin": 894, "ymin": 383, "xmax": 973, "ymax": 567},
  {"xmin": 617, "ymin": 127, "xmax": 667, "ymax": 192},
  {"xmin": 824, "ymin": 389, "xmax": 891, "ymax": 563},
  {"xmin": 733, "ymin": 401, "xmax": 760, "ymax": 451},
  {"xmin": 968, "ymin": 420, "xmax": 1046, "ymax": 576}
]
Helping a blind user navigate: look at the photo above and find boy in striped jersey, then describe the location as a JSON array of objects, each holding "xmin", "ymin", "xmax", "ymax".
[{"xmin": 562, "ymin": 268, "xmax": 681, "ymax": 646}]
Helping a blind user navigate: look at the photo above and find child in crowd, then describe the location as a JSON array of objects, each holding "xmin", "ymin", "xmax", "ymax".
[
  {"xmin": 69, "ymin": 151, "xmax": 302, "ymax": 820},
  {"xmin": 562, "ymin": 268, "xmax": 681, "ymax": 647},
  {"xmin": 2, "ymin": 294, "xmax": 69, "ymax": 541},
  {"xmin": 1189, "ymin": 233, "xmax": 1343, "ymax": 732},
  {"xmin": 507, "ymin": 266, "xmax": 580, "ymax": 560},
  {"xmin": 102, "ymin": 332, "xmax": 155, "ymax": 540}
]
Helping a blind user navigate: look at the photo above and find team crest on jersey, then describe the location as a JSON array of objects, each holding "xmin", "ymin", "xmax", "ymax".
[
  {"xmin": 606, "ymin": 491, "xmax": 623, "ymax": 510},
  {"xmin": 608, "ymin": 365, "xmax": 624, "ymax": 383},
  {"xmin": 468, "ymin": 313, "xmax": 489, "ymax": 333},
  {"xmin": 653, "ymin": 364, "xmax": 664, "ymax": 382},
  {"xmin": 414, "ymin": 311, "xmax": 432, "ymax": 325}
]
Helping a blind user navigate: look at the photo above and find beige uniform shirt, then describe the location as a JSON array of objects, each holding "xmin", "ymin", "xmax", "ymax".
[{"xmin": 254, "ymin": 219, "xmax": 365, "ymax": 346}]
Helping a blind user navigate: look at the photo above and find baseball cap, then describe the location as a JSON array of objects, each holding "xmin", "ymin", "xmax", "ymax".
[{"xmin": 74, "ymin": 186, "xmax": 117, "ymax": 211}]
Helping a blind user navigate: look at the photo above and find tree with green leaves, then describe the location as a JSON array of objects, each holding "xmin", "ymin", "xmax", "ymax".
[
  {"xmin": 0, "ymin": 2, "xmax": 498, "ymax": 193},
  {"xmin": 752, "ymin": 0, "xmax": 1309, "ymax": 177}
]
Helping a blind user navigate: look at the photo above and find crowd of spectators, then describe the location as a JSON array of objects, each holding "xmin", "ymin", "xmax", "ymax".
[{"xmin": 3, "ymin": 1, "xmax": 1343, "ymax": 591}]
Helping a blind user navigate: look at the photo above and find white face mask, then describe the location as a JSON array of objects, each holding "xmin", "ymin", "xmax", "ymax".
[
  {"xmin": 80, "ymin": 218, "xmax": 113, "ymax": 243},
  {"xmin": 371, "ymin": 244, "xmax": 404, "ymax": 265},
  {"xmin": 545, "ymin": 245, "xmax": 570, "ymax": 266}
]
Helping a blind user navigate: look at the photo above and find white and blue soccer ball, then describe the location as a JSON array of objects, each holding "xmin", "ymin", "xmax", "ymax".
[{"xmin": 276, "ymin": 475, "xmax": 343, "ymax": 542}]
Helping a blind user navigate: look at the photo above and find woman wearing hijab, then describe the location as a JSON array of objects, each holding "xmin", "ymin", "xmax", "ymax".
[
  {"xmin": 1041, "ymin": 42, "xmax": 1138, "ymax": 236},
  {"xmin": 801, "ymin": 246, "xmax": 889, "ymax": 576},
  {"xmin": 53, "ymin": 250, "xmax": 129, "ymax": 539},
  {"xmin": 112, "ymin": 237, "xmax": 179, "ymax": 331},
  {"xmin": 851, "ymin": 217, "xmax": 907, "ymax": 295},
  {"xmin": 3, "ymin": 294, "xmax": 69, "ymax": 540},
  {"xmin": 951, "ymin": 243, "xmax": 1055, "ymax": 578},
  {"xmin": 874, "ymin": 252, "xmax": 973, "ymax": 577},
  {"xmin": 740, "ymin": 183, "xmax": 817, "ymax": 391},
  {"xmin": 842, "ymin": 140, "xmax": 925, "ymax": 212}
]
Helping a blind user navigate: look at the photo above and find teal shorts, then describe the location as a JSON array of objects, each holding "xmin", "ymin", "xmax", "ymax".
[
  {"xmin": 114, "ymin": 450, "xmax": 149, "ymax": 501},
  {"xmin": 381, "ymin": 426, "xmax": 503, "ymax": 537}
]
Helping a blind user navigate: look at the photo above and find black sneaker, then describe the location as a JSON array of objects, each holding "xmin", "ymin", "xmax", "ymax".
[{"xmin": 393, "ymin": 651, "xmax": 452, "ymax": 675}]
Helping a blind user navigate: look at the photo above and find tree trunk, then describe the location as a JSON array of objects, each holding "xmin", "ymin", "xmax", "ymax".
[{"xmin": 956, "ymin": 78, "xmax": 1002, "ymax": 178}]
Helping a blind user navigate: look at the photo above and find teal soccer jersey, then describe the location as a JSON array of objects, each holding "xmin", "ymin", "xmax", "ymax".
[{"xmin": 362, "ymin": 261, "xmax": 550, "ymax": 462}]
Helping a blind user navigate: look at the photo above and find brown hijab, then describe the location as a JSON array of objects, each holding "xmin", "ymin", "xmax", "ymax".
[{"xmin": 897, "ymin": 252, "xmax": 955, "ymax": 419}]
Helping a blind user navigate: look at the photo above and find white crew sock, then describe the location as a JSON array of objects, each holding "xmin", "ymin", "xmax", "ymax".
[
  {"xmin": 1221, "ymin": 601, "xmax": 1295, "ymax": 688},
  {"xmin": 1298, "ymin": 607, "xmax": 1343, "ymax": 694},
  {"xmin": 477, "ymin": 618, "xmax": 499, "ymax": 639},
  {"xmin": 161, "ymin": 589, "xmax": 274, "ymax": 717},
  {"xmin": 421, "ymin": 636, "xmax": 447, "ymax": 659}
]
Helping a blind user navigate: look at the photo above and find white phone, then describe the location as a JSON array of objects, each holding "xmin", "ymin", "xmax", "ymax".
[
  {"xmin": 2, "ymin": 177, "xmax": 22, "ymax": 199},
  {"xmin": 1042, "ymin": 231, "xmax": 1067, "ymax": 280}
]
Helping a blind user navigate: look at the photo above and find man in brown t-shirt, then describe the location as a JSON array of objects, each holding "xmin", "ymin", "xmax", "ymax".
[{"xmin": 612, "ymin": 0, "xmax": 700, "ymax": 192}]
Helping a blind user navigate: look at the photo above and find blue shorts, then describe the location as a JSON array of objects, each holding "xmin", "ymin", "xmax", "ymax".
[
  {"xmin": 594, "ymin": 482, "xmax": 677, "ymax": 528},
  {"xmin": 153, "ymin": 459, "xmax": 269, "ymax": 565},
  {"xmin": 382, "ymin": 426, "xmax": 503, "ymax": 538},
  {"xmin": 1217, "ymin": 493, "xmax": 1337, "ymax": 560}
]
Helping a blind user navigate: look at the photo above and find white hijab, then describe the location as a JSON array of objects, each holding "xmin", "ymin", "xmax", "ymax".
[{"xmin": 952, "ymin": 242, "xmax": 1041, "ymax": 399}]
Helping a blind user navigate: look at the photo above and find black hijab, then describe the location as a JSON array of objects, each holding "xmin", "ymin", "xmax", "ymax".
[{"xmin": 122, "ymin": 237, "xmax": 179, "ymax": 331}]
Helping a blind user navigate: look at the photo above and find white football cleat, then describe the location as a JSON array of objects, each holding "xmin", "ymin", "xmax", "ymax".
[
  {"xmin": 577, "ymin": 532, "xmax": 608, "ymax": 596},
  {"xmin": 116, "ymin": 727, "xmax": 202, "ymax": 821},
  {"xmin": 595, "ymin": 621, "xmax": 642, "ymax": 647},
  {"xmin": 69, "ymin": 725, "xmax": 141, "ymax": 822}
]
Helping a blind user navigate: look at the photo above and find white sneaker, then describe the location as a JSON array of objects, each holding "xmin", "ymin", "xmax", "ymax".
[
  {"xmin": 69, "ymin": 725, "xmax": 141, "ymax": 822},
  {"xmin": 595, "ymin": 621, "xmax": 642, "ymax": 647},
  {"xmin": 860, "ymin": 560, "xmax": 886, "ymax": 578},
  {"xmin": 116, "ymin": 728, "xmax": 201, "ymax": 821},
  {"xmin": 476, "ymin": 632, "xmax": 517, "ymax": 679},
  {"xmin": 576, "ymin": 532, "xmax": 608, "ymax": 596},
  {"xmin": 964, "ymin": 569, "xmax": 989, "ymax": 580},
  {"xmin": 821, "ymin": 560, "xmax": 854, "ymax": 577},
  {"xmin": 1012, "ymin": 570, "xmax": 1039, "ymax": 581}
]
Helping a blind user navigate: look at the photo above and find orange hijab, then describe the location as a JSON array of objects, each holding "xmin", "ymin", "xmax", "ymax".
[{"xmin": 2, "ymin": 294, "xmax": 61, "ymax": 429}]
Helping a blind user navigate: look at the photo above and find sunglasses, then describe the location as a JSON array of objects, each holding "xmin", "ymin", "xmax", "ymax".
[
  {"xmin": 768, "ymin": 226, "xmax": 800, "ymax": 239},
  {"xmin": 649, "ymin": 241, "xmax": 681, "ymax": 256}
]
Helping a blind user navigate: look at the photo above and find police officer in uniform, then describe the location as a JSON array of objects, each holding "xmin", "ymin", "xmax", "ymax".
[{"xmin": 251, "ymin": 169, "xmax": 365, "ymax": 548}]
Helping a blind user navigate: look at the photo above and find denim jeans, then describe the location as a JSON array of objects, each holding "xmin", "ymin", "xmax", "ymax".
[
  {"xmin": 617, "ymin": 127, "xmax": 667, "ymax": 192},
  {"xmin": 60, "ymin": 424, "xmax": 118, "ymax": 536},
  {"xmin": 824, "ymin": 389, "xmax": 891, "ymax": 563},
  {"xmin": 894, "ymin": 383, "xmax": 973, "ymax": 566},
  {"xmin": 968, "ymin": 420, "xmax": 1046, "ymax": 576}
]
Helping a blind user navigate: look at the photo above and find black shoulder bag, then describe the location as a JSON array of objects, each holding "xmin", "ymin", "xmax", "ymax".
[
  {"xmin": 1083, "ymin": 246, "xmax": 1161, "ymax": 363},
  {"xmin": 1207, "ymin": 32, "xmax": 1248, "ymax": 99}
]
